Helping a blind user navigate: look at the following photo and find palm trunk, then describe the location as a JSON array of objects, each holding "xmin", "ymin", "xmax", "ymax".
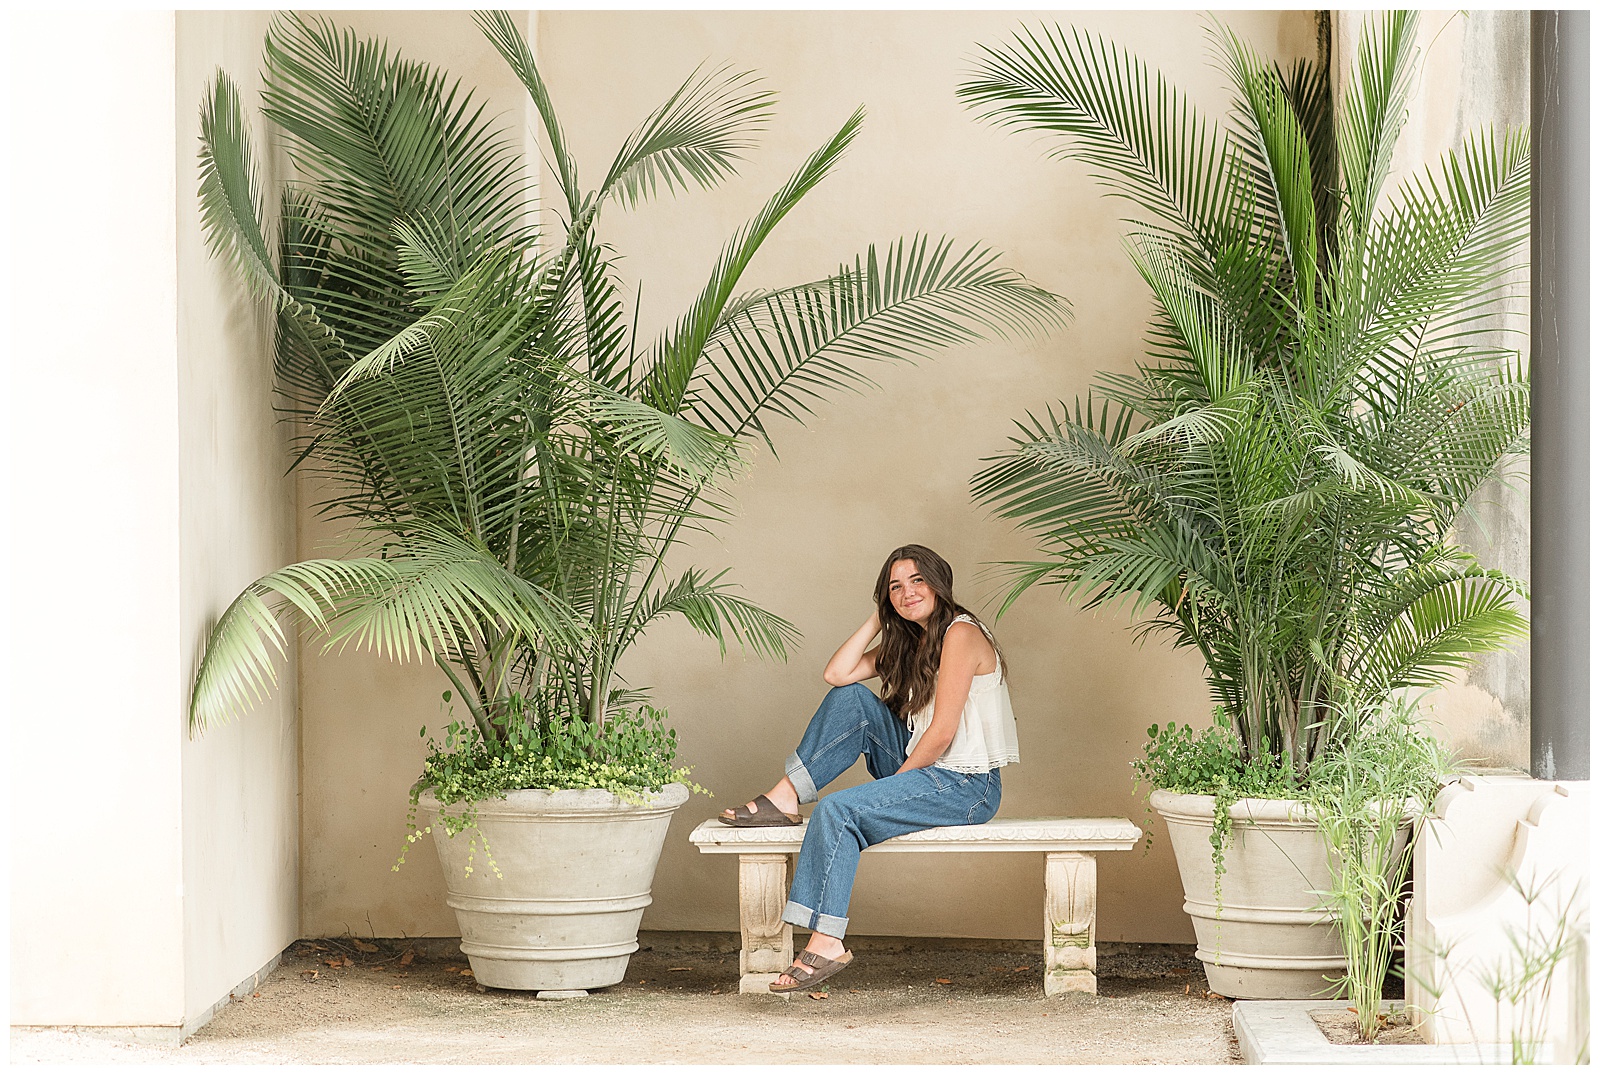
[{"xmin": 435, "ymin": 655, "xmax": 495, "ymax": 741}]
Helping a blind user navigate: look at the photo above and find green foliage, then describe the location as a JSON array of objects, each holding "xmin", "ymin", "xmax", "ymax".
[
  {"xmin": 1134, "ymin": 713, "xmax": 1291, "ymax": 797},
  {"xmin": 1306, "ymin": 700, "xmax": 1449, "ymax": 1038},
  {"xmin": 1304, "ymin": 701, "xmax": 1445, "ymax": 828},
  {"xmin": 190, "ymin": 12, "xmax": 1068, "ymax": 753},
  {"xmin": 1134, "ymin": 712, "xmax": 1296, "ymax": 879},
  {"xmin": 396, "ymin": 694, "xmax": 707, "ymax": 877},
  {"xmin": 419, "ymin": 701, "xmax": 704, "ymax": 810},
  {"xmin": 963, "ymin": 11, "xmax": 1529, "ymax": 777}
]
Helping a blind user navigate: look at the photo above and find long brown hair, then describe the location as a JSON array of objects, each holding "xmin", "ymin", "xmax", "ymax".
[{"xmin": 874, "ymin": 544, "xmax": 1004, "ymax": 719}]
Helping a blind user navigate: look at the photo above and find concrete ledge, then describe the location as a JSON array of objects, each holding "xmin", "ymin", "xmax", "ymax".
[{"xmin": 1233, "ymin": 1000, "xmax": 1538, "ymax": 1064}]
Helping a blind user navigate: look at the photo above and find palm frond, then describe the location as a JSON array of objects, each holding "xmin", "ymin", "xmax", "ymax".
[
  {"xmin": 1125, "ymin": 230, "xmax": 1256, "ymax": 402},
  {"xmin": 263, "ymin": 12, "xmax": 532, "ymax": 271},
  {"xmin": 197, "ymin": 71, "xmax": 285, "ymax": 308},
  {"xmin": 1280, "ymin": 56, "xmax": 1338, "ymax": 273},
  {"xmin": 1336, "ymin": 10, "xmax": 1419, "ymax": 242},
  {"xmin": 475, "ymin": 9, "xmax": 581, "ymax": 214},
  {"xmin": 190, "ymin": 536, "xmax": 580, "ymax": 732},
  {"xmin": 1339, "ymin": 128, "xmax": 1530, "ymax": 383},
  {"xmin": 1346, "ymin": 570, "xmax": 1526, "ymax": 700},
  {"xmin": 689, "ymin": 235, "xmax": 1067, "ymax": 449},
  {"xmin": 325, "ymin": 527, "xmax": 581, "ymax": 659},
  {"xmin": 586, "ymin": 387, "xmax": 744, "ymax": 481},
  {"xmin": 322, "ymin": 245, "xmax": 534, "ymax": 401},
  {"xmin": 960, "ymin": 24, "xmax": 1241, "ymax": 260},
  {"xmin": 305, "ymin": 248, "xmax": 575, "ymax": 541},
  {"xmin": 392, "ymin": 215, "xmax": 480, "ymax": 301},
  {"xmin": 602, "ymin": 63, "xmax": 775, "ymax": 208},
  {"xmin": 1312, "ymin": 442, "xmax": 1423, "ymax": 507},
  {"xmin": 1210, "ymin": 19, "xmax": 1318, "ymax": 308},
  {"xmin": 981, "ymin": 558, "xmax": 1074, "ymax": 618},
  {"xmin": 623, "ymin": 568, "xmax": 801, "ymax": 660},
  {"xmin": 1121, "ymin": 386, "xmax": 1258, "ymax": 453},
  {"xmin": 972, "ymin": 398, "xmax": 1143, "ymax": 544},
  {"xmin": 569, "ymin": 226, "xmax": 635, "ymax": 390},
  {"xmin": 643, "ymin": 108, "xmax": 866, "ymax": 416}
]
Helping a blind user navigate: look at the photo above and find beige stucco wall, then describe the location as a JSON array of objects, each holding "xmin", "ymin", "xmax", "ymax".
[
  {"xmin": 174, "ymin": 10, "xmax": 301, "ymax": 1028},
  {"xmin": 9, "ymin": 10, "xmax": 301, "ymax": 1030},
  {"xmin": 297, "ymin": 10, "xmax": 1318, "ymax": 945}
]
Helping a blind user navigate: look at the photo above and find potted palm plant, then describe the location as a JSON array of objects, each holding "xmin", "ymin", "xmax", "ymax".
[
  {"xmin": 960, "ymin": 10, "xmax": 1528, "ymax": 998},
  {"xmin": 189, "ymin": 12, "xmax": 1066, "ymax": 993}
]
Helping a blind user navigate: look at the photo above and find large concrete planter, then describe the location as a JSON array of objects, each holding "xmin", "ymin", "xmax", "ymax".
[
  {"xmin": 1151, "ymin": 790, "xmax": 1344, "ymax": 1000},
  {"xmin": 419, "ymin": 783, "xmax": 690, "ymax": 992}
]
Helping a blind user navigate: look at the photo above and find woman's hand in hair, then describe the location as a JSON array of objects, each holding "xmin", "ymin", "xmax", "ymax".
[
  {"xmin": 823, "ymin": 608, "xmax": 882, "ymax": 687},
  {"xmin": 896, "ymin": 621, "xmax": 992, "ymax": 773}
]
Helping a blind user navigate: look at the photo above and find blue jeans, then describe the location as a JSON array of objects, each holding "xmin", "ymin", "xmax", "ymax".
[{"xmin": 781, "ymin": 683, "xmax": 1001, "ymax": 939}]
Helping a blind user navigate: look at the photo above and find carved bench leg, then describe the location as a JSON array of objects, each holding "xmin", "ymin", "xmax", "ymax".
[
  {"xmin": 1044, "ymin": 851, "xmax": 1097, "ymax": 995},
  {"xmin": 738, "ymin": 853, "xmax": 793, "ymax": 994}
]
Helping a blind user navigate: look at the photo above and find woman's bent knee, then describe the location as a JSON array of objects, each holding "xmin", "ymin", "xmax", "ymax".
[
  {"xmin": 810, "ymin": 794, "xmax": 864, "ymax": 832},
  {"xmin": 812, "ymin": 795, "xmax": 846, "ymax": 821}
]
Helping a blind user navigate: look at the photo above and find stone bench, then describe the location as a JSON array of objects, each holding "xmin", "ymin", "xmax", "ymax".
[{"xmin": 688, "ymin": 816, "xmax": 1142, "ymax": 995}]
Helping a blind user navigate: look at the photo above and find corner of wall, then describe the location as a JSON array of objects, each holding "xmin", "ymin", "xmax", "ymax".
[{"xmin": 173, "ymin": 9, "xmax": 302, "ymax": 1032}]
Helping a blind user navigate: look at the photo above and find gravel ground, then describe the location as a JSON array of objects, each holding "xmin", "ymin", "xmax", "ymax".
[{"xmin": 11, "ymin": 932, "xmax": 1242, "ymax": 1065}]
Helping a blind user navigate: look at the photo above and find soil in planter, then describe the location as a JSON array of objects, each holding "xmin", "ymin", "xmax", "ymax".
[{"xmin": 1311, "ymin": 1008, "xmax": 1428, "ymax": 1046}]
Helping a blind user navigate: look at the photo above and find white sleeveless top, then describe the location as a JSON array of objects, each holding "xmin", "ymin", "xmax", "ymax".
[{"xmin": 903, "ymin": 615, "xmax": 1021, "ymax": 773}]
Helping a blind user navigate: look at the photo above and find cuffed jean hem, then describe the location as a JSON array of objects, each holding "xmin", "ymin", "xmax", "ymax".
[
  {"xmin": 784, "ymin": 751, "xmax": 819, "ymax": 805},
  {"xmin": 782, "ymin": 899, "xmax": 849, "ymax": 939}
]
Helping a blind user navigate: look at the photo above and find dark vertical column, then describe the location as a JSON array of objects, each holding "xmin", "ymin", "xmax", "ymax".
[{"xmin": 1530, "ymin": 11, "xmax": 1590, "ymax": 780}]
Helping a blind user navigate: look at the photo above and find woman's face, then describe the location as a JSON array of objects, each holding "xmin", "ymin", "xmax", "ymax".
[{"xmin": 886, "ymin": 558, "xmax": 938, "ymax": 625}]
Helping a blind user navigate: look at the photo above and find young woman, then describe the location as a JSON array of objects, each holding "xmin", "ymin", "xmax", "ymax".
[{"xmin": 718, "ymin": 544, "xmax": 1020, "ymax": 993}]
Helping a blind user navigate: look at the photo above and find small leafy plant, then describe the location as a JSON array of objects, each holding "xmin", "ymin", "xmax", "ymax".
[
  {"xmin": 1134, "ymin": 710, "xmax": 1295, "ymax": 877},
  {"xmin": 397, "ymin": 692, "xmax": 708, "ymax": 877}
]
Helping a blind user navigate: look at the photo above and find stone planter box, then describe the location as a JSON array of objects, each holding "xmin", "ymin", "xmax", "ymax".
[{"xmin": 1234, "ymin": 1000, "xmax": 1535, "ymax": 1064}]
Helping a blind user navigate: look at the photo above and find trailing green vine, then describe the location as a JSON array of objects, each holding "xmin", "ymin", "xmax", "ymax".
[{"xmin": 1133, "ymin": 710, "xmax": 1299, "ymax": 880}]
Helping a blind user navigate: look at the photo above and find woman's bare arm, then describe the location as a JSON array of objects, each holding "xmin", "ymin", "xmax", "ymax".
[
  {"xmin": 822, "ymin": 609, "xmax": 882, "ymax": 686},
  {"xmin": 896, "ymin": 621, "xmax": 992, "ymax": 772}
]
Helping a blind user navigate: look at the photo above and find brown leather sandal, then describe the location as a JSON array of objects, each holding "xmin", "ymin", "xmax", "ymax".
[
  {"xmin": 718, "ymin": 794, "xmax": 801, "ymax": 827},
  {"xmin": 769, "ymin": 949, "xmax": 853, "ymax": 993}
]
